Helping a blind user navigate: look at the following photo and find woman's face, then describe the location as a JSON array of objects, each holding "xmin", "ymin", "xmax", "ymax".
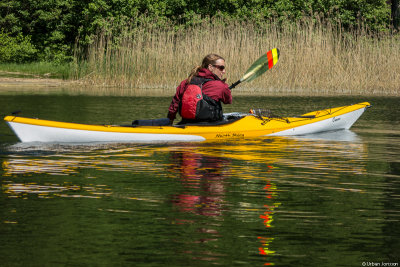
[{"xmin": 209, "ymin": 59, "xmax": 226, "ymax": 80}]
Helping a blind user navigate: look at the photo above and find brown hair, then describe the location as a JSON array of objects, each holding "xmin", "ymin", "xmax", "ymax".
[{"xmin": 187, "ymin": 54, "xmax": 225, "ymax": 83}]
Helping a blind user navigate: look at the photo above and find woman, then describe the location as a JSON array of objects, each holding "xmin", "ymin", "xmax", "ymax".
[{"xmin": 167, "ymin": 54, "xmax": 232, "ymax": 124}]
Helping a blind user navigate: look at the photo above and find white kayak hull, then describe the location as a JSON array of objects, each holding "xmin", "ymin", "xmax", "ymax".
[
  {"xmin": 268, "ymin": 106, "xmax": 366, "ymax": 136},
  {"xmin": 6, "ymin": 121, "xmax": 206, "ymax": 143}
]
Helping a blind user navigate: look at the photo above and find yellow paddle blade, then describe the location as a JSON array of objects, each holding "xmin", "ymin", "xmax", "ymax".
[{"xmin": 241, "ymin": 48, "xmax": 279, "ymax": 83}]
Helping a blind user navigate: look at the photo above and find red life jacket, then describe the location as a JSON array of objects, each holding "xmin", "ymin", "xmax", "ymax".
[{"xmin": 180, "ymin": 77, "xmax": 222, "ymax": 121}]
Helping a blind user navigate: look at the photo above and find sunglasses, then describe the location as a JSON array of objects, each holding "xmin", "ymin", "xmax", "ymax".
[{"xmin": 212, "ymin": 65, "xmax": 225, "ymax": 71}]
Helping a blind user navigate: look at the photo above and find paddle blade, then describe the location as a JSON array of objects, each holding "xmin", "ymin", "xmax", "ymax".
[{"xmin": 241, "ymin": 48, "xmax": 279, "ymax": 83}]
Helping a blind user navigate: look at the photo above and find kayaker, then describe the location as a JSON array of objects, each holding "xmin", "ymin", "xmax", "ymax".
[{"xmin": 167, "ymin": 54, "xmax": 232, "ymax": 124}]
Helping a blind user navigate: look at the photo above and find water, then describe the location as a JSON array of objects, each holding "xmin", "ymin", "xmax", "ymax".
[{"xmin": 1, "ymin": 94, "xmax": 399, "ymax": 266}]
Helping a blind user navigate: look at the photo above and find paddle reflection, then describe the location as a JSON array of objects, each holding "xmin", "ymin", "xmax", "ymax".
[{"xmin": 258, "ymin": 176, "xmax": 280, "ymax": 266}]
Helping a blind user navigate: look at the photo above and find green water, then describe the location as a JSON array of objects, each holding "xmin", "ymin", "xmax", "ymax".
[{"xmin": 0, "ymin": 94, "xmax": 399, "ymax": 266}]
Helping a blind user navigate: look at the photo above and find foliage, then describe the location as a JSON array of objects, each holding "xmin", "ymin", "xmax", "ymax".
[
  {"xmin": 0, "ymin": 31, "xmax": 37, "ymax": 63},
  {"xmin": 0, "ymin": 0, "xmax": 74, "ymax": 62},
  {"xmin": 0, "ymin": 0, "xmax": 393, "ymax": 63}
]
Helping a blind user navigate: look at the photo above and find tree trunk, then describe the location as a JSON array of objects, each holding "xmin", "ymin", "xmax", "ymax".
[{"xmin": 391, "ymin": 0, "xmax": 400, "ymax": 29}]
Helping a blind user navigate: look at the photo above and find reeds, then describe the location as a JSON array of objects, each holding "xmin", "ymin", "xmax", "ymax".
[{"xmin": 71, "ymin": 17, "xmax": 400, "ymax": 96}]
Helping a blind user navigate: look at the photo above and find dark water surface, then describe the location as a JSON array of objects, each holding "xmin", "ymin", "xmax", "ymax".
[{"xmin": 1, "ymin": 95, "xmax": 399, "ymax": 266}]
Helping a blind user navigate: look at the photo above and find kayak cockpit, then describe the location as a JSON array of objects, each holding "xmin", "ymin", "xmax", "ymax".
[{"xmin": 129, "ymin": 113, "xmax": 246, "ymax": 128}]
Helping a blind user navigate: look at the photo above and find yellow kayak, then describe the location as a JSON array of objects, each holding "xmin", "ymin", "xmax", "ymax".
[{"xmin": 4, "ymin": 102, "xmax": 370, "ymax": 143}]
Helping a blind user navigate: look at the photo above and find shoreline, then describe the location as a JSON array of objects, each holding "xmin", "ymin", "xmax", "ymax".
[
  {"xmin": 0, "ymin": 77, "xmax": 69, "ymax": 87},
  {"xmin": 0, "ymin": 76, "xmax": 398, "ymax": 97}
]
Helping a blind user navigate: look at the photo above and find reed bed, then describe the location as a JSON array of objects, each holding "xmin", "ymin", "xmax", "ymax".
[{"xmin": 71, "ymin": 17, "xmax": 400, "ymax": 96}]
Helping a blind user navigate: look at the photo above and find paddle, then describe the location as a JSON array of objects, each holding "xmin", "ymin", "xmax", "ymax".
[{"xmin": 229, "ymin": 48, "xmax": 280, "ymax": 90}]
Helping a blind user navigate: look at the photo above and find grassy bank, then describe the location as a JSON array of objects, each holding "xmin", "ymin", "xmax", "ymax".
[{"xmin": 0, "ymin": 62, "xmax": 71, "ymax": 79}]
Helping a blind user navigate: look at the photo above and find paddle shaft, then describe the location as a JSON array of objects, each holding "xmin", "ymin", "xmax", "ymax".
[{"xmin": 229, "ymin": 80, "xmax": 241, "ymax": 90}]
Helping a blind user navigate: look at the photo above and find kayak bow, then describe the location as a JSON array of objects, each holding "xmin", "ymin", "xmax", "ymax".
[{"xmin": 4, "ymin": 102, "xmax": 370, "ymax": 143}]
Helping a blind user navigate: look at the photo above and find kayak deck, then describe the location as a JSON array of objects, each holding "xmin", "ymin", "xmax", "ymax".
[{"xmin": 4, "ymin": 102, "xmax": 370, "ymax": 143}]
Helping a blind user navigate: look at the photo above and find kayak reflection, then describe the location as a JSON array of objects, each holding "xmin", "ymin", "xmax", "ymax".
[{"xmin": 2, "ymin": 133, "xmax": 367, "ymax": 192}]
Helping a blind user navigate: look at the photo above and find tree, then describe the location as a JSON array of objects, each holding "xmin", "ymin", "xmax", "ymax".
[
  {"xmin": 389, "ymin": 0, "xmax": 400, "ymax": 29},
  {"xmin": 0, "ymin": 0, "xmax": 394, "ymax": 62},
  {"xmin": 0, "ymin": 31, "xmax": 37, "ymax": 62}
]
